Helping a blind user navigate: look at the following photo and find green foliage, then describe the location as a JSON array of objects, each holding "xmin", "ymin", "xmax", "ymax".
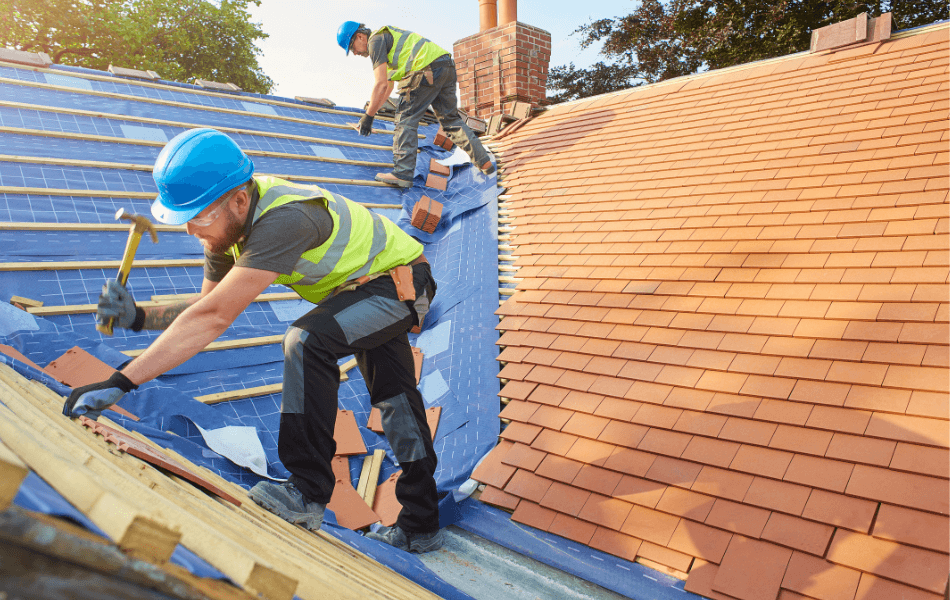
[
  {"xmin": 548, "ymin": 0, "xmax": 948, "ymax": 103},
  {"xmin": 1, "ymin": 0, "xmax": 273, "ymax": 93}
]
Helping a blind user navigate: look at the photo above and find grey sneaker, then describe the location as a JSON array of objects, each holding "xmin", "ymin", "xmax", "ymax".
[
  {"xmin": 366, "ymin": 525, "xmax": 444, "ymax": 553},
  {"xmin": 248, "ymin": 481, "xmax": 325, "ymax": 531}
]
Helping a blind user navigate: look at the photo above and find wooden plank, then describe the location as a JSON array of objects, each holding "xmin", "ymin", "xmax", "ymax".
[
  {"xmin": 0, "ymin": 440, "xmax": 28, "ymax": 510},
  {"xmin": 355, "ymin": 455, "xmax": 374, "ymax": 499},
  {"xmin": 0, "ymin": 186, "xmax": 156, "ymax": 199},
  {"xmin": 150, "ymin": 292, "xmax": 298, "ymax": 303},
  {"xmin": 0, "ymin": 258, "xmax": 200, "ymax": 272},
  {"xmin": 195, "ymin": 359, "xmax": 357, "ymax": 403},
  {"xmin": 7, "ymin": 368, "xmax": 437, "ymax": 600},
  {"xmin": 0, "ymin": 75, "xmax": 394, "ymax": 135},
  {"xmin": 0, "ymin": 173, "xmax": 397, "ymax": 199},
  {"xmin": 0, "ymin": 75, "xmax": 430, "ymax": 140},
  {"xmin": 0, "ymin": 220, "xmax": 183, "ymax": 232},
  {"xmin": 362, "ymin": 449, "xmax": 386, "ymax": 510},
  {"xmin": 0, "ymin": 401, "xmax": 180, "ymax": 564},
  {"xmin": 195, "ymin": 384, "xmax": 284, "ymax": 405},
  {"xmin": 0, "ymin": 63, "xmax": 395, "ymax": 122},
  {"xmin": 122, "ymin": 334, "xmax": 283, "ymax": 357},
  {"xmin": 0, "ymin": 369, "xmax": 299, "ymax": 599},
  {"xmin": 0, "ymin": 100, "xmax": 393, "ymax": 151},
  {"xmin": 9, "ymin": 295, "xmax": 43, "ymax": 308},
  {"xmin": 0, "ymin": 131, "xmax": 392, "ymax": 168}
]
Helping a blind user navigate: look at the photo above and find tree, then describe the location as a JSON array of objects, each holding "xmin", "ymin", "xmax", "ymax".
[
  {"xmin": 547, "ymin": 0, "xmax": 949, "ymax": 103},
  {"xmin": 0, "ymin": 0, "xmax": 273, "ymax": 94}
]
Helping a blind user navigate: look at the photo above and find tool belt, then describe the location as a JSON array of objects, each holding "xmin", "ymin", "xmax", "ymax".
[
  {"xmin": 397, "ymin": 66, "xmax": 434, "ymax": 94},
  {"xmin": 332, "ymin": 254, "xmax": 428, "ymax": 300}
]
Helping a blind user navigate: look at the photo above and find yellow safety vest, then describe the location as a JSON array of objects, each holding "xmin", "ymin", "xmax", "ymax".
[
  {"xmin": 372, "ymin": 25, "xmax": 449, "ymax": 81},
  {"xmin": 231, "ymin": 176, "xmax": 423, "ymax": 304}
]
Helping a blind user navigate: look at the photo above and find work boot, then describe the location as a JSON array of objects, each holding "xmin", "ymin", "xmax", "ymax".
[
  {"xmin": 479, "ymin": 160, "xmax": 495, "ymax": 175},
  {"xmin": 248, "ymin": 481, "xmax": 325, "ymax": 531},
  {"xmin": 375, "ymin": 172, "xmax": 413, "ymax": 188},
  {"xmin": 366, "ymin": 525, "xmax": 444, "ymax": 553}
]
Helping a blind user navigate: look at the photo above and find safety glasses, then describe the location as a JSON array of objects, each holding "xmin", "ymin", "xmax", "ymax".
[{"xmin": 188, "ymin": 186, "xmax": 242, "ymax": 227}]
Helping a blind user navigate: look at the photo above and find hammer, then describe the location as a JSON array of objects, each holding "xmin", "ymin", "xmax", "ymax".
[{"xmin": 96, "ymin": 208, "xmax": 158, "ymax": 336}]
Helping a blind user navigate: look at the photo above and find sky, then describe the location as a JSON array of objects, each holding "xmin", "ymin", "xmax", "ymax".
[{"xmin": 247, "ymin": 0, "xmax": 632, "ymax": 109}]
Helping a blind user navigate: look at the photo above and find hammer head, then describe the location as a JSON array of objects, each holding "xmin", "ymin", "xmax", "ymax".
[{"xmin": 115, "ymin": 208, "xmax": 158, "ymax": 243}]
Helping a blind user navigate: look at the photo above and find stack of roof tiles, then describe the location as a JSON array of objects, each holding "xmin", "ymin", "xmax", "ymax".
[{"xmin": 474, "ymin": 22, "xmax": 949, "ymax": 600}]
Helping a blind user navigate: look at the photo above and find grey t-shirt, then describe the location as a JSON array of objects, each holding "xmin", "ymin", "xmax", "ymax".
[
  {"xmin": 204, "ymin": 197, "xmax": 334, "ymax": 283},
  {"xmin": 368, "ymin": 30, "xmax": 393, "ymax": 70}
]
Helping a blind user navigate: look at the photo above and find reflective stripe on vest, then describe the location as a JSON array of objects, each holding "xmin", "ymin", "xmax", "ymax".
[
  {"xmin": 372, "ymin": 25, "xmax": 448, "ymax": 81},
  {"xmin": 233, "ymin": 176, "xmax": 423, "ymax": 304}
]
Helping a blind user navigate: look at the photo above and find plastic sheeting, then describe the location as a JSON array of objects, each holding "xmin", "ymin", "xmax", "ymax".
[{"xmin": 0, "ymin": 59, "xmax": 500, "ymax": 599}]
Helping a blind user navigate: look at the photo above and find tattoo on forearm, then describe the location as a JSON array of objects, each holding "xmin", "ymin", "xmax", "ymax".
[{"xmin": 142, "ymin": 297, "xmax": 200, "ymax": 330}]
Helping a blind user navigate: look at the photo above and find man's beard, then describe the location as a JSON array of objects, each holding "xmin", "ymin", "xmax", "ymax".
[{"xmin": 201, "ymin": 211, "xmax": 245, "ymax": 254}]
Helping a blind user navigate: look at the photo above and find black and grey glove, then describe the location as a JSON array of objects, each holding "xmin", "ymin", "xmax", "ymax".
[
  {"xmin": 97, "ymin": 280, "xmax": 145, "ymax": 331},
  {"xmin": 62, "ymin": 371, "xmax": 138, "ymax": 420},
  {"xmin": 358, "ymin": 113, "xmax": 374, "ymax": 136}
]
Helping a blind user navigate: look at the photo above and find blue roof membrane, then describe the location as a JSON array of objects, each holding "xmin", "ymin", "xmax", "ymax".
[{"xmin": 0, "ymin": 59, "xmax": 498, "ymax": 598}]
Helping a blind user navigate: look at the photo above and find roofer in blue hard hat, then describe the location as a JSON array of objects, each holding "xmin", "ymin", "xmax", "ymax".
[
  {"xmin": 337, "ymin": 20, "xmax": 495, "ymax": 188},
  {"xmin": 63, "ymin": 128, "xmax": 445, "ymax": 553}
]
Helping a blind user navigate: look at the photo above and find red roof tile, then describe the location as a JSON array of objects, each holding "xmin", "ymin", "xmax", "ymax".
[
  {"xmin": 619, "ymin": 505, "xmax": 680, "ymax": 546},
  {"xmin": 872, "ymin": 503, "xmax": 949, "ymax": 554},
  {"xmin": 743, "ymin": 477, "xmax": 812, "ymax": 516},
  {"xmin": 479, "ymin": 24, "xmax": 950, "ymax": 591},
  {"xmin": 827, "ymin": 530, "xmax": 948, "ymax": 594},
  {"xmin": 781, "ymin": 551, "xmax": 862, "ymax": 600},
  {"xmin": 854, "ymin": 574, "xmax": 945, "ymax": 600},
  {"xmin": 761, "ymin": 513, "xmax": 834, "ymax": 556},
  {"xmin": 668, "ymin": 519, "xmax": 732, "ymax": 564},
  {"xmin": 705, "ymin": 499, "xmax": 771, "ymax": 538},
  {"xmin": 713, "ymin": 536, "xmax": 792, "ymax": 600}
]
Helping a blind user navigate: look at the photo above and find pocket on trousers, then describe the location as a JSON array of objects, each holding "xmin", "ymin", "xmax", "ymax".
[{"xmin": 376, "ymin": 393, "xmax": 427, "ymax": 463}]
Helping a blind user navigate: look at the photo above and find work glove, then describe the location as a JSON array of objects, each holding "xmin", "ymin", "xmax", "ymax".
[
  {"xmin": 62, "ymin": 371, "xmax": 138, "ymax": 421},
  {"xmin": 97, "ymin": 280, "xmax": 144, "ymax": 331},
  {"xmin": 357, "ymin": 113, "xmax": 374, "ymax": 136}
]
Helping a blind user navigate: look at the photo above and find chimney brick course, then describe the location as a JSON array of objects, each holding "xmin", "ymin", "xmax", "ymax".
[{"xmin": 453, "ymin": 21, "xmax": 551, "ymax": 121}]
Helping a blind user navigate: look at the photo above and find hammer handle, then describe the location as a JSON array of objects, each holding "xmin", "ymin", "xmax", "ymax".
[{"xmin": 96, "ymin": 229, "xmax": 145, "ymax": 336}]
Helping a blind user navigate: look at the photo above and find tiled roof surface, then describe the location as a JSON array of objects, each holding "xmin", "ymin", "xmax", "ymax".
[{"xmin": 475, "ymin": 24, "xmax": 949, "ymax": 600}]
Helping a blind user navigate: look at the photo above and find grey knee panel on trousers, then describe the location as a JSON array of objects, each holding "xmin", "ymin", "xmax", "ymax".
[
  {"xmin": 377, "ymin": 393, "xmax": 427, "ymax": 463},
  {"xmin": 334, "ymin": 295, "xmax": 412, "ymax": 345},
  {"xmin": 281, "ymin": 326, "xmax": 308, "ymax": 414}
]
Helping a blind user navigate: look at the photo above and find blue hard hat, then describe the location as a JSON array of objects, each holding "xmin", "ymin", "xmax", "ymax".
[
  {"xmin": 338, "ymin": 21, "xmax": 362, "ymax": 54},
  {"xmin": 151, "ymin": 128, "xmax": 254, "ymax": 225}
]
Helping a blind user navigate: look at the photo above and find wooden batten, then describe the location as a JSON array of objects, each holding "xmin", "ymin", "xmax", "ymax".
[
  {"xmin": 0, "ymin": 440, "xmax": 28, "ymax": 509},
  {"xmin": 0, "ymin": 363, "xmax": 441, "ymax": 599}
]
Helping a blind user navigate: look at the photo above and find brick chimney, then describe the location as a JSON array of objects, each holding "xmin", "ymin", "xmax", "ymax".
[{"xmin": 453, "ymin": 0, "xmax": 551, "ymax": 121}]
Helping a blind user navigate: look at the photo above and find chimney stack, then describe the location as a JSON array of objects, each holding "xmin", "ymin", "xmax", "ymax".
[
  {"xmin": 453, "ymin": 0, "xmax": 551, "ymax": 123},
  {"xmin": 498, "ymin": 0, "xmax": 517, "ymax": 25},
  {"xmin": 479, "ymin": 0, "xmax": 497, "ymax": 31}
]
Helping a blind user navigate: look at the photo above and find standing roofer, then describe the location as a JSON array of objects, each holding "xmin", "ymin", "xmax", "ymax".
[
  {"xmin": 63, "ymin": 128, "xmax": 444, "ymax": 553},
  {"xmin": 337, "ymin": 20, "xmax": 494, "ymax": 188}
]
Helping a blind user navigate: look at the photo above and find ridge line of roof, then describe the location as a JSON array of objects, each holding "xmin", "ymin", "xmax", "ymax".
[{"xmin": 550, "ymin": 20, "xmax": 949, "ymax": 112}]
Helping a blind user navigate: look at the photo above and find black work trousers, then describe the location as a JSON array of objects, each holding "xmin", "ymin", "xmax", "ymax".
[
  {"xmin": 277, "ymin": 261, "xmax": 440, "ymax": 533},
  {"xmin": 391, "ymin": 56, "xmax": 491, "ymax": 181}
]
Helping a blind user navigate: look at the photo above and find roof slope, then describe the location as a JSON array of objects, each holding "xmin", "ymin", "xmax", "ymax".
[
  {"xmin": 0, "ymin": 55, "xmax": 501, "ymax": 599},
  {"xmin": 475, "ymin": 23, "xmax": 949, "ymax": 600}
]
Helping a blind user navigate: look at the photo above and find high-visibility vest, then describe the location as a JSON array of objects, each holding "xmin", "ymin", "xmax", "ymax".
[
  {"xmin": 230, "ymin": 176, "xmax": 423, "ymax": 304},
  {"xmin": 372, "ymin": 25, "xmax": 448, "ymax": 81}
]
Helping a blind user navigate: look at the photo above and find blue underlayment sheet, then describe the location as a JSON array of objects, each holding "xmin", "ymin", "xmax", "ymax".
[{"xmin": 0, "ymin": 124, "xmax": 496, "ymax": 599}]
